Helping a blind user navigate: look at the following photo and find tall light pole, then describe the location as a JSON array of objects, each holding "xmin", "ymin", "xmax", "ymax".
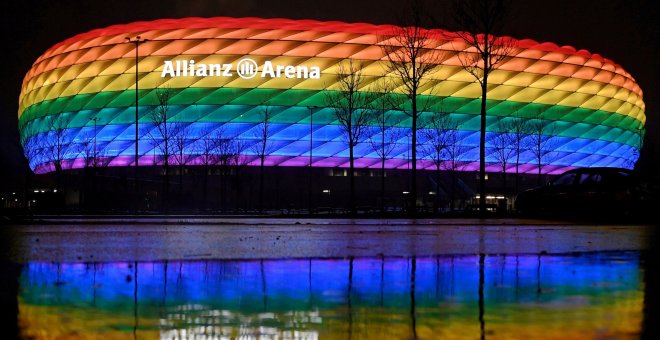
[
  {"xmin": 89, "ymin": 117, "xmax": 99, "ymax": 167},
  {"xmin": 125, "ymin": 36, "xmax": 148, "ymax": 178},
  {"xmin": 307, "ymin": 106, "xmax": 318, "ymax": 214}
]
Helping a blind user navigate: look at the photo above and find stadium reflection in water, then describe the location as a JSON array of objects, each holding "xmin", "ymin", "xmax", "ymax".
[{"xmin": 19, "ymin": 253, "xmax": 642, "ymax": 339}]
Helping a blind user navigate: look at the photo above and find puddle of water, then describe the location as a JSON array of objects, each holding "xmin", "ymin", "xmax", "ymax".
[{"xmin": 18, "ymin": 252, "xmax": 643, "ymax": 339}]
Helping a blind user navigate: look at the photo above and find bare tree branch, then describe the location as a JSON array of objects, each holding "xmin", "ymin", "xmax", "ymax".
[
  {"xmin": 43, "ymin": 115, "xmax": 72, "ymax": 175},
  {"xmin": 488, "ymin": 118, "xmax": 517, "ymax": 191},
  {"xmin": 19, "ymin": 119, "xmax": 41, "ymax": 172},
  {"xmin": 377, "ymin": 0, "xmax": 444, "ymax": 213},
  {"xmin": 367, "ymin": 79, "xmax": 406, "ymax": 211},
  {"xmin": 325, "ymin": 60, "xmax": 373, "ymax": 214},
  {"xmin": 523, "ymin": 115, "xmax": 558, "ymax": 184},
  {"xmin": 420, "ymin": 106, "xmax": 458, "ymax": 212},
  {"xmin": 250, "ymin": 105, "xmax": 276, "ymax": 165},
  {"xmin": 449, "ymin": 0, "xmax": 514, "ymax": 213},
  {"xmin": 250, "ymin": 105, "xmax": 276, "ymax": 212}
]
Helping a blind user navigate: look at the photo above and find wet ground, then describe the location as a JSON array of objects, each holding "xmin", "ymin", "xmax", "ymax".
[
  {"xmin": 4, "ymin": 220, "xmax": 653, "ymax": 262},
  {"xmin": 1, "ymin": 219, "xmax": 658, "ymax": 339}
]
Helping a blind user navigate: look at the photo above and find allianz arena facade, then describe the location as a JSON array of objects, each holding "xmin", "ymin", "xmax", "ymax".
[{"xmin": 18, "ymin": 17, "xmax": 646, "ymax": 174}]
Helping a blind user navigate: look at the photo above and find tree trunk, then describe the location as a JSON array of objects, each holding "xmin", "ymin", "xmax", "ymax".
[
  {"xmin": 179, "ymin": 162, "xmax": 183, "ymax": 196},
  {"xmin": 479, "ymin": 75, "xmax": 488, "ymax": 216},
  {"xmin": 381, "ymin": 123, "xmax": 386, "ymax": 213},
  {"xmin": 537, "ymin": 142, "xmax": 543, "ymax": 186},
  {"xmin": 234, "ymin": 168, "xmax": 241, "ymax": 212},
  {"xmin": 203, "ymin": 165, "xmax": 208, "ymax": 210},
  {"xmin": 451, "ymin": 170, "xmax": 456, "ymax": 211},
  {"xmin": 349, "ymin": 143, "xmax": 356, "ymax": 215},
  {"xmin": 91, "ymin": 166, "xmax": 97, "ymax": 211},
  {"xmin": 502, "ymin": 164, "xmax": 507, "ymax": 194},
  {"xmin": 259, "ymin": 157, "xmax": 264, "ymax": 213},
  {"xmin": 435, "ymin": 164, "xmax": 441, "ymax": 214},
  {"xmin": 381, "ymin": 157, "xmax": 386, "ymax": 213},
  {"xmin": 515, "ymin": 151, "xmax": 520, "ymax": 195},
  {"xmin": 220, "ymin": 169, "xmax": 226, "ymax": 212},
  {"xmin": 164, "ymin": 161, "xmax": 169, "ymax": 213},
  {"xmin": 55, "ymin": 164, "xmax": 62, "ymax": 192},
  {"xmin": 80, "ymin": 167, "xmax": 87, "ymax": 210},
  {"xmin": 411, "ymin": 98, "xmax": 418, "ymax": 215}
]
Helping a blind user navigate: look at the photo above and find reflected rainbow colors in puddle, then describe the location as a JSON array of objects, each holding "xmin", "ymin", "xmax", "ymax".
[{"xmin": 19, "ymin": 252, "xmax": 642, "ymax": 339}]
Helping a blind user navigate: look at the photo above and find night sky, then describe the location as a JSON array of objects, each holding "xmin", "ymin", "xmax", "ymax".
[{"xmin": 1, "ymin": 0, "xmax": 658, "ymax": 190}]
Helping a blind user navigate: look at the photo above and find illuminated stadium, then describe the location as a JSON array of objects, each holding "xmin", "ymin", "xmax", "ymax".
[{"xmin": 18, "ymin": 17, "xmax": 646, "ymax": 175}]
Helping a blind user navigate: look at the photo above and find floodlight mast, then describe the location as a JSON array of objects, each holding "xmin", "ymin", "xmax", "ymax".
[
  {"xmin": 125, "ymin": 36, "xmax": 148, "ymax": 190},
  {"xmin": 307, "ymin": 106, "xmax": 318, "ymax": 214},
  {"xmin": 125, "ymin": 35, "xmax": 149, "ymax": 207}
]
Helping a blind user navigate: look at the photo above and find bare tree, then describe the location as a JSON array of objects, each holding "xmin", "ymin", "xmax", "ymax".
[
  {"xmin": 443, "ymin": 125, "xmax": 467, "ymax": 211},
  {"xmin": 148, "ymin": 87, "xmax": 177, "ymax": 208},
  {"xmin": 79, "ymin": 138, "xmax": 95, "ymax": 169},
  {"xmin": 79, "ymin": 128, "xmax": 103, "ymax": 170},
  {"xmin": 488, "ymin": 119, "xmax": 517, "ymax": 192},
  {"xmin": 19, "ymin": 119, "xmax": 41, "ymax": 172},
  {"xmin": 230, "ymin": 136, "xmax": 250, "ymax": 211},
  {"xmin": 420, "ymin": 110, "xmax": 457, "ymax": 213},
  {"xmin": 216, "ymin": 134, "xmax": 236, "ymax": 212},
  {"xmin": 194, "ymin": 126, "xmax": 227, "ymax": 209},
  {"xmin": 451, "ymin": 0, "xmax": 514, "ymax": 213},
  {"xmin": 509, "ymin": 111, "xmax": 529, "ymax": 194},
  {"xmin": 523, "ymin": 118, "xmax": 557, "ymax": 185},
  {"xmin": 19, "ymin": 119, "xmax": 41, "ymax": 208},
  {"xmin": 78, "ymin": 130, "xmax": 113, "ymax": 210},
  {"xmin": 171, "ymin": 122, "xmax": 191, "ymax": 194},
  {"xmin": 207, "ymin": 131, "xmax": 246, "ymax": 212},
  {"xmin": 378, "ymin": 0, "xmax": 442, "ymax": 214},
  {"xmin": 77, "ymin": 125, "xmax": 112, "ymax": 210},
  {"xmin": 325, "ymin": 60, "xmax": 373, "ymax": 215},
  {"xmin": 215, "ymin": 135, "xmax": 235, "ymax": 171},
  {"xmin": 77, "ymin": 131, "xmax": 97, "ymax": 209},
  {"xmin": 42, "ymin": 115, "xmax": 72, "ymax": 191},
  {"xmin": 368, "ymin": 80, "xmax": 406, "ymax": 212},
  {"xmin": 250, "ymin": 105, "xmax": 275, "ymax": 212},
  {"xmin": 228, "ymin": 136, "xmax": 250, "ymax": 169}
]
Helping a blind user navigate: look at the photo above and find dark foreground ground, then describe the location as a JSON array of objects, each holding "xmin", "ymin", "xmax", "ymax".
[
  {"xmin": 1, "ymin": 218, "xmax": 656, "ymax": 262},
  {"xmin": 1, "ymin": 218, "xmax": 659, "ymax": 339}
]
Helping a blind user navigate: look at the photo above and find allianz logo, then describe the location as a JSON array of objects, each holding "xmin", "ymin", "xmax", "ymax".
[{"xmin": 161, "ymin": 58, "xmax": 322, "ymax": 80}]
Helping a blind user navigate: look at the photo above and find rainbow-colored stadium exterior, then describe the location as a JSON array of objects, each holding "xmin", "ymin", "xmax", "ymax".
[{"xmin": 18, "ymin": 17, "xmax": 646, "ymax": 174}]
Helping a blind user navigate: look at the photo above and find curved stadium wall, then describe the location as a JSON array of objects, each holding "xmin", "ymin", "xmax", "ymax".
[{"xmin": 18, "ymin": 17, "xmax": 646, "ymax": 174}]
